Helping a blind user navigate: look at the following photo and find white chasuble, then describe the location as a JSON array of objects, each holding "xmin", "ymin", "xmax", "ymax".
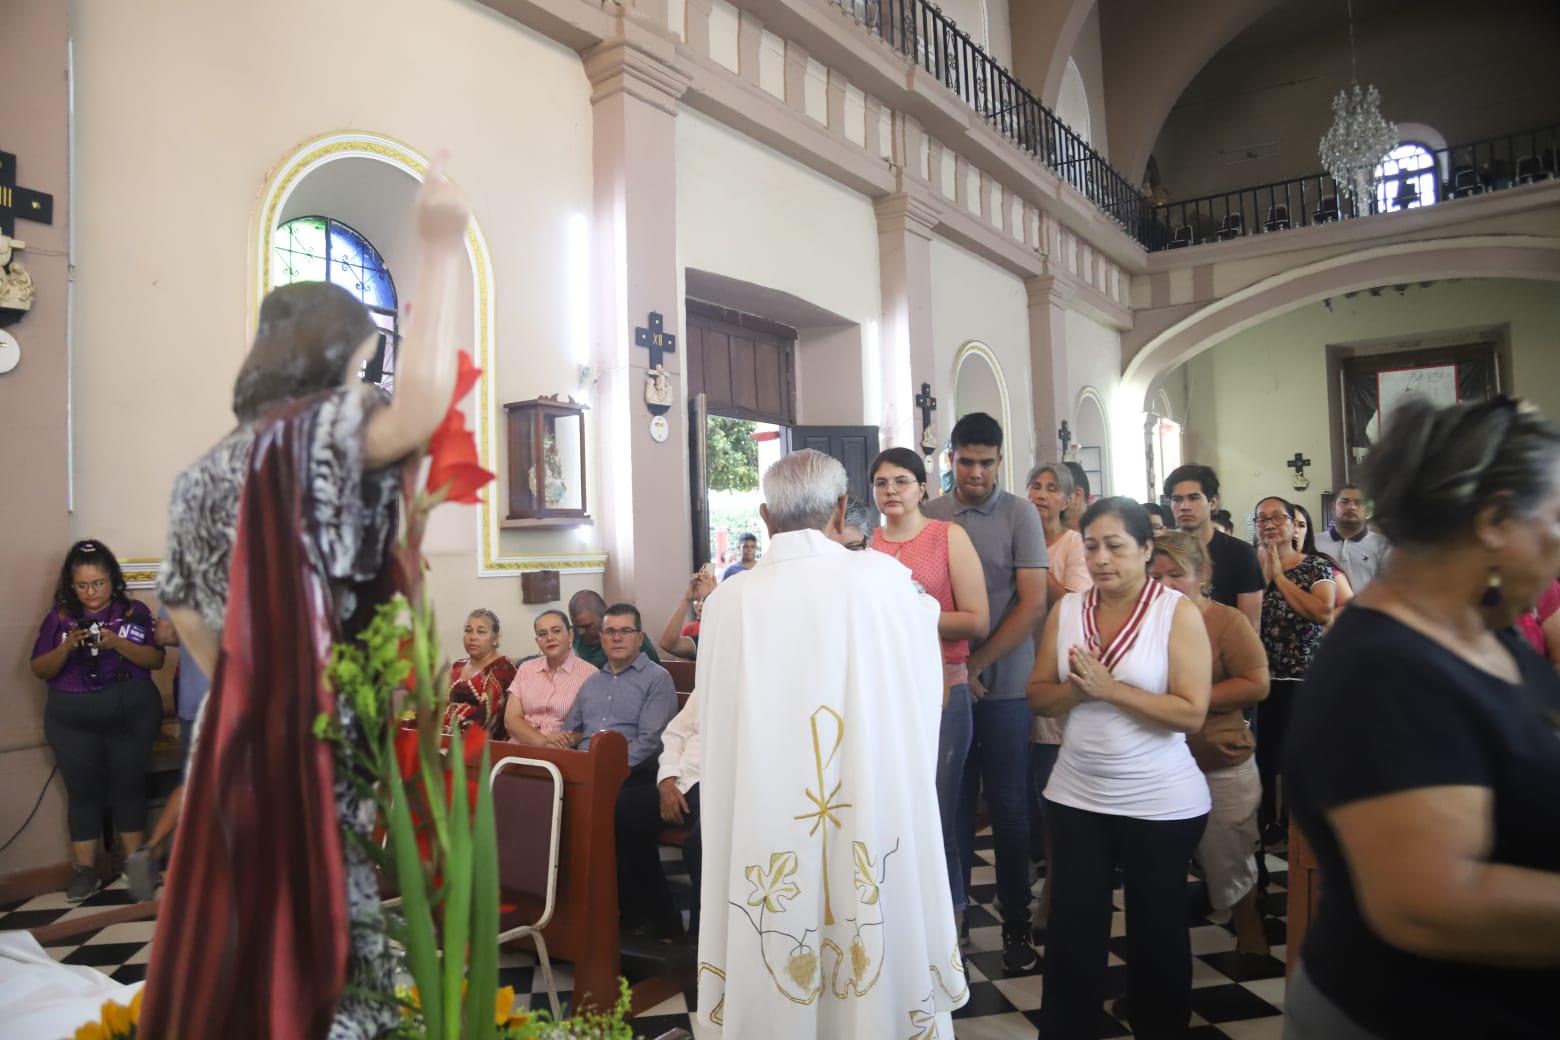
[{"xmin": 694, "ymin": 529, "xmax": 967, "ymax": 1039}]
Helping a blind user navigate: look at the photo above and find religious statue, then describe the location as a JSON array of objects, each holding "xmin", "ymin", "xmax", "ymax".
[
  {"xmin": 645, "ymin": 363, "xmax": 674, "ymax": 411},
  {"xmin": 0, "ymin": 233, "xmax": 34, "ymax": 313},
  {"xmin": 137, "ymin": 161, "xmax": 475, "ymax": 1040}
]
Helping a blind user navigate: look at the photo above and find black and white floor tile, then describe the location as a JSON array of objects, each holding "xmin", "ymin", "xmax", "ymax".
[{"xmin": 6, "ymin": 838, "xmax": 1291, "ymax": 1038}]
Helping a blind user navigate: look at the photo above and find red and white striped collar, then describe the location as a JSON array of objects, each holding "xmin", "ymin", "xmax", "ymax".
[{"xmin": 1082, "ymin": 579, "xmax": 1164, "ymax": 672}]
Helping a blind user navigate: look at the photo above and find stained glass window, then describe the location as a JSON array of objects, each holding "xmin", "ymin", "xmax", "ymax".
[{"xmin": 272, "ymin": 216, "xmax": 398, "ymax": 392}]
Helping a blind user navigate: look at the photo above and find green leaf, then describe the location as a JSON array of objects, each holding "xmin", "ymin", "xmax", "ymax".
[
  {"xmin": 386, "ymin": 752, "xmax": 443, "ymax": 1038},
  {"xmin": 466, "ymin": 741, "xmax": 500, "ymax": 1040},
  {"xmin": 441, "ymin": 735, "xmax": 473, "ymax": 1039}
]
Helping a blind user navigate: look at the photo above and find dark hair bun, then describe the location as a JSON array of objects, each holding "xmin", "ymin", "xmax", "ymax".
[{"xmin": 1364, "ymin": 396, "xmax": 1560, "ymax": 546}]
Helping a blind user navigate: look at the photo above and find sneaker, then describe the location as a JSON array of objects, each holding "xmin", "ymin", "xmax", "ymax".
[
  {"xmin": 65, "ymin": 865, "xmax": 101, "ymax": 903},
  {"xmin": 1000, "ymin": 924, "xmax": 1039, "ymax": 973},
  {"xmin": 124, "ymin": 846, "xmax": 161, "ymax": 902}
]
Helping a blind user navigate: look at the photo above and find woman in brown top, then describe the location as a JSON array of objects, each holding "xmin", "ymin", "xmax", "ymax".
[{"xmin": 1152, "ymin": 532, "xmax": 1272, "ymax": 954}]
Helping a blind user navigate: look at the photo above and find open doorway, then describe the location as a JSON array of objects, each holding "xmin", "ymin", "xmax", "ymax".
[{"xmin": 702, "ymin": 414, "xmax": 783, "ymax": 576}]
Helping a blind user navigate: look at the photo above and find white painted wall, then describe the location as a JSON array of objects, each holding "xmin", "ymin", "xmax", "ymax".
[
  {"xmin": 69, "ymin": 0, "xmax": 596, "ymax": 662},
  {"xmin": 929, "ymin": 238, "xmax": 1032, "ymax": 489},
  {"xmin": 1181, "ymin": 278, "xmax": 1560, "ymax": 524},
  {"xmin": 1063, "ymin": 309, "xmax": 1130, "ymax": 497},
  {"xmin": 676, "ymin": 109, "xmax": 883, "ymax": 424}
]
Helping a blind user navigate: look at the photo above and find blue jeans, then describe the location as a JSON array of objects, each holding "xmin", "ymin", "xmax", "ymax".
[
  {"xmin": 1028, "ymin": 741, "xmax": 1060, "ymax": 859},
  {"xmin": 937, "ymin": 684, "xmax": 973, "ymax": 912},
  {"xmin": 957, "ymin": 696, "xmax": 1034, "ymax": 929}
]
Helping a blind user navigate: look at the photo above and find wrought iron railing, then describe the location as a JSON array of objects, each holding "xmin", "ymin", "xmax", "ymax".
[
  {"xmin": 1150, "ymin": 124, "xmax": 1560, "ymax": 252},
  {"xmin": 833, "ymin": 0, "xmax": 1153, "ymax": 247}
]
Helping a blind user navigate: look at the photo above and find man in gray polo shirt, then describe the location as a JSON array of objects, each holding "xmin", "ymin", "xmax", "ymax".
[
  {"xmin": 1318, "ymin": 483, "xmax": 1390, "ymax": 592},
  {"xmin": 923, "ymin": 412, "xmax": 1049, "ymax": 971}
]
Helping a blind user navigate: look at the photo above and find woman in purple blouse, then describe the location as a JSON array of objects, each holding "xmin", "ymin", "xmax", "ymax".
[{"xmin": 30, "ymin": 540, "xmax": 165, "ymax": 902}]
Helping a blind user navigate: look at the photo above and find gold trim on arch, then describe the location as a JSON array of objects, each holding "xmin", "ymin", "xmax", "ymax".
[
  {"xmin": 253, "ymin": 131, "xmax": 607, "ymax": 577},
  {"xmin": 949, "ymin": 341, "xmax": 1015, "ymax": 491}
]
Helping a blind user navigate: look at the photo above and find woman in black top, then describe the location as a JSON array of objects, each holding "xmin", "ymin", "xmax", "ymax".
[{"xmin": 1284, "ymin": 396, "xmax": 1560, "ymax": 1039}]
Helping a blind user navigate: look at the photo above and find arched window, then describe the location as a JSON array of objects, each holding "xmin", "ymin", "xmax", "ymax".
[
  {"xmin": 1375, "ymin": 143, "xmax": 1438, "ymax": 213},
  {"xmin": 272, "ymin": 216, "xmax": 399, "ymax": 391}
]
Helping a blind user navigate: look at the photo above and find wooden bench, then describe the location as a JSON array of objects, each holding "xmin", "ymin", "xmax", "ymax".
[
  {"xmin": 1285, "ymin": 820, "xmax": 1320, "ymax": 980},
  {"xmin": 487, "ymin": 732, "xmax": 630, "ymax": 1013}
]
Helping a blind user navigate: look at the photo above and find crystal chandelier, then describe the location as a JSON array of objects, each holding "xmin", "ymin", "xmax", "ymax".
[{"xmin": 1318, "ymin": 0, "xmax": 1397, "ymax": 209}]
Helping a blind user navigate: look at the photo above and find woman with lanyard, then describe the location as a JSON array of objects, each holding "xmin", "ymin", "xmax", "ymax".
[
  {"xmin": 1285, "ymin": 397, "xmax": 1560, "ymax": 1038},
  {"xmin": 1151, "ymin": 531, "xmax": 1272, "ymax": 956},
  {"xmin": 504, "ymin": 609, "xmax": 597, "ymax": 749},
  {"xmin": 1030, "ymin": 497, "xmax": 1211, "ymax": 1039},
  {"xmin": 444, "ymin": 608, "xmax": 517, "ymax": 736},
  {"xmin": 1252, "ymin": 496, "xmax": 1335, "ymax": 843},
  {"xmin": 30, "ymin": 540, "xmax": 166, "ymax": 902},
  {"xmin": 1024, "ymin": 460, "xmax": 1093, "ymax": 922},
  {"xmin": 868, "ymin": 446, "xmax": 989, "ymax": 933}
]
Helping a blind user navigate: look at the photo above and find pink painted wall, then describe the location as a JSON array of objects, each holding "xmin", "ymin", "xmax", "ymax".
[{"xmin": 0, "ymin": 0, "xmax": 72, "ymax": 876}]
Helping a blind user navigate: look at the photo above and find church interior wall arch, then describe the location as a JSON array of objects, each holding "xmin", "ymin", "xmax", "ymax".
[
  {"xmin": 1072, "ymin": 385, "xmax": 1111, "ymax": 497},
  {"xmin": 951, "ymin": 342, "xmax": 1015, "ymax": 491}
]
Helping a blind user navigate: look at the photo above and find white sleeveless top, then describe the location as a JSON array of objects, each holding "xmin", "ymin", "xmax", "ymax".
[{"xmin": 1043, "ymin": 581, "xmax": 1211, "ymax": 820}]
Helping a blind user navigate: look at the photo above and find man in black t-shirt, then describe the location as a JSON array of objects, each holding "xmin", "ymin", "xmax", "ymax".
[{"xmin": 1165, "ymin": 464, "xmax": 1264, "ymax": 631}]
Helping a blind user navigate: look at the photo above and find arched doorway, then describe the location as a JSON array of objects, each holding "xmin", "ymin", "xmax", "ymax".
[
  {"xmin": 952, "ymin": 341, "xmax": 1014, "ymax": 491},
  {"xmin": 1073, "ymin": 386, "xmax": 1110, "ymax": 499}
]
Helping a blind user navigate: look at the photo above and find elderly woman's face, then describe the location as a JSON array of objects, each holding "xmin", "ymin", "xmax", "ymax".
[
  {"xmin": 1150, "ymin": 552, "xmax": 1203, "ymax": 600},
  {"xmin": 1491, "ymin": 471, "xmax": 1560, "ymax": 620},
  {"xmin": 1255, "ymin": 499, "xmax": 1295, "ymax": 548},
  {"xmin": 463, "ymin": 614, "xmax": 499, "ymax": 661},
  {"xmin": 1026, "ymin": 470, "xmax": 1067, "ymax": 524}
]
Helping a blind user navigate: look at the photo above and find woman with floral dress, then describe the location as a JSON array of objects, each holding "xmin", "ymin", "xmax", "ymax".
[
  {"xmin": 1252, "ymin": 495, "xmax": 1336, "ymax": 842},
  {"xmin": 445, "ymin": 608, "xmax": 516, "ymax": 736}
]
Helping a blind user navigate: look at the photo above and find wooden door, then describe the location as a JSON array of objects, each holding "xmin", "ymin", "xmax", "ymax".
[
  {"xmin": 785, "ymin": 425, "xmax": 880, "ymax": 510},
  {"xmin": 685, "ymin": 302, "xmax": 796, "ymax": 425},
  {"xmin": 689, "ymin": 392, "xmax": 711, "ymax": 569}
]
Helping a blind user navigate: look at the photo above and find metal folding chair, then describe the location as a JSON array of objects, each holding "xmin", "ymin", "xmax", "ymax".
[{"xmin": 492, "ymin": 755, "xmax": 566, "ymax": 1019}]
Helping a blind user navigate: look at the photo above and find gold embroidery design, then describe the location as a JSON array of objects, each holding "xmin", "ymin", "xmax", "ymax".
[
  {"xmin": 793, "ymin": 705, "xmax": 851, "ymax": 926},
  {"xmin": 696, "ymin": 962, "xmax": 726, "ymax": 1026}
]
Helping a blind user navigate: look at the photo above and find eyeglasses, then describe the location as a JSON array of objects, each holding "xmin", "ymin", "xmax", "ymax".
[
  {"xmin": 872, "ymin": 476, "xmax": 920, "ymax": 490},
  {"xmin": 73, "ymin": 579, "xmax": 109, "ymax": 592},
  {"xmin": 1254, "ymin": 514, "xmax": 1290, "ymax": 526},
  {"xmin": 843, "ymin": 539, "xmax": 868, "ymax": 551},
  {"xmin": 601, "ymin": 627, "xmax": 639, "ymax": 639}
]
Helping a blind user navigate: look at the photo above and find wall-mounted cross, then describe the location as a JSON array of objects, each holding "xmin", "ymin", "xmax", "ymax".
[
  {"xmin": 915, "ymin": 382, "xmax": 937, "ymax": 452},
  {"xmin": 0, "ymin": 151, "xmax": 54, "ymax": 238},
  {"xmin": 1059, "ymin": 420, "xmax": 1073, "ymax": 457},
  {"xmin": 1287, "ymin": 452, "xmax": 1312, "ymax": 477},
  {"xmin": 634, "ymin": 311, "xmax": 677, "ymax": 369}
]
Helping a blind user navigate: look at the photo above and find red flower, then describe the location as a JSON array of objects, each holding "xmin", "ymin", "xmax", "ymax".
[{"xmin": 424, "ymin": 350, "xmax": 495, "ymax": 505}]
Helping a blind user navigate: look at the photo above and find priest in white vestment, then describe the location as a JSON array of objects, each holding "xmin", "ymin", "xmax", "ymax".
[{"xmin": 694, "ymin": 450, "xmax": 968, "ymax": 1039}]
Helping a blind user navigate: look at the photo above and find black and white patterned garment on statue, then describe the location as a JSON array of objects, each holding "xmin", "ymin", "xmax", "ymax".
[{"xmin": 161, "ymin": 383, "xmax": 402, "ymax": 1039}]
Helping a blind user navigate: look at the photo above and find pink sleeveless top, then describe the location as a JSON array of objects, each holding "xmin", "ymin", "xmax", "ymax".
[{"xmin": 871, "ymin": 519, "xmax": 970, "ymax": 670}]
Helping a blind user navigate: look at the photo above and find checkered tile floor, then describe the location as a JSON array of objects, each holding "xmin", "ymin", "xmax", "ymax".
[{"xmin": 4, "ymin": 836, "xmax": 1290, "ymax": 1038}]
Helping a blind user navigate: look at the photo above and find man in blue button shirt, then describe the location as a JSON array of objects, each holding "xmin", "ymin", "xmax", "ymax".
[{"xmin": 563, "ymin": 602, "xmax": 681, "ymax": 935}]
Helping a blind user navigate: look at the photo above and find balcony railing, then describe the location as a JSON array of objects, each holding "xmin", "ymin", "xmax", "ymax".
[
  {"xmin": 1152, "ymin": 125, "xmax": 1560, "ymax": 252},
  {"xmin": 834, "ymin": 0, "xmax": 1153, "ymax": 247}
]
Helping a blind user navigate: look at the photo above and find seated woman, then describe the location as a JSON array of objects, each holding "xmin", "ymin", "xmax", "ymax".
[
  {"xmin": 503, "ymin": 609, "xmax": 597, "ymax": 748},
  {"xmin": 1285, "ymin": 397, "xmax": 1560, "ymax": 1039},
  {"xmin": 30, "ymin": 540, "xmax": 166, "ymax": 903},
  {"xmin": 445, "ymin": 608, "xmax": 516, "ymax": 736}
]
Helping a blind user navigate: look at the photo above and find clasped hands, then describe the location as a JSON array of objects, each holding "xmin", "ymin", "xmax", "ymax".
[{"xmin": 1067, "ymin": 644, "xmax": 1120, "ymax": 703}]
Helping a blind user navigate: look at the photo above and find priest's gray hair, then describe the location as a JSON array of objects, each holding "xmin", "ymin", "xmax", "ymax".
[{"xmin": 763, "ymin": 449, "xmax": 849, "ymax": 533}]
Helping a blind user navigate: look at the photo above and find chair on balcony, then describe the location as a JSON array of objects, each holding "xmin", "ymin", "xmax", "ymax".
[
  {"xmin": 1313, "ymin": 196, "xmax": 1341, "ymax": 224},
  {"xmin": 1263, "ymin": 204, "xmax": 1291, "ymax": 232},
  {"xmin": 1214, "ymin": 213, "xmax": 1244, "ymax": 241},
  {"xmin": 1515, "ymin": 156, "xmax": 1554, "ymax": 185},
  {"xmin": 1450, "ymin": 167, "xmax": 1486, "ymax": 198},
  {"xmin": 1168, "ymin": 225, "xmax": 1193, "ymax": 249}
]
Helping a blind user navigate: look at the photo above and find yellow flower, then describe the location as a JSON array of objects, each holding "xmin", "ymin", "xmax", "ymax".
[
  {"xmin": 74, "ymin": 1023, "xmax": 105, "ymax": 1040},
  {"xmin": 496, "ymin": 991, "xmax": 527, "ymax": 1029},
  {"xmin": 128, "ymin": 988, "xmax": 143, "ymax": 1024},
  {"xmin": 99, "ymin": 999, "xmax": 132, "ymax": 1036}
]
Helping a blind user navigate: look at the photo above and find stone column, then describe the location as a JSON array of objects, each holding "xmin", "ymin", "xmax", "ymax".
[
  {"xmin": 583, "ymin": 32, "xmax": 692, "ymax": 607},
  {"xmin": 1027, "ymin": 274, "xmax": 1073, "ymax": 464},
  {"xmin": 873, "ymin": 191, "xmax": 942, "ymax": 450}
]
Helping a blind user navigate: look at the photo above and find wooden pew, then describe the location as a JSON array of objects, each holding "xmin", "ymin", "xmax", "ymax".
[
  {"xmin": 1285, "ymin": 819, "xmax": 1321, "ymax": 979},
  {"xmin": 488, "ymin": 732, "xmax": 630, "ymax": 1013}
]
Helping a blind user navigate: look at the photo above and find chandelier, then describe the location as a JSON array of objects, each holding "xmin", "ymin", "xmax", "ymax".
[{"xmin": 1318, "ymin": 0, "xmax": 1397, "ymax": 208}]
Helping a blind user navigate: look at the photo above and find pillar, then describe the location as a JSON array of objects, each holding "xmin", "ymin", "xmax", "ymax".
[
  {"xmin": 1027, "ymin": 274, "xmax": 1073, "ymax": 465},
  {"xmin": 873, "ymin": 191, "xmax": 942, "ymax": 450}
]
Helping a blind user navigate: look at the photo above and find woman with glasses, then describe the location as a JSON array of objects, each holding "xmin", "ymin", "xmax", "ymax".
[
  {"xmin": 1252, "ymin": 496, "xmax": 1336, "ymax": 841},
  {"xmin": 30, "ymin": 540, "xmax": 166, "ymax": 902},
  {"xmin": 1293, "ymin": 503, "xmax": 1354, "ymax": 618},
  {"xmin": 869, "ymin": 447, "xmax": 989, "ymax": 930},
  {"xmin": 1030, "ymin": 498, "xmax": 1211, "ymax": 1038}
]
